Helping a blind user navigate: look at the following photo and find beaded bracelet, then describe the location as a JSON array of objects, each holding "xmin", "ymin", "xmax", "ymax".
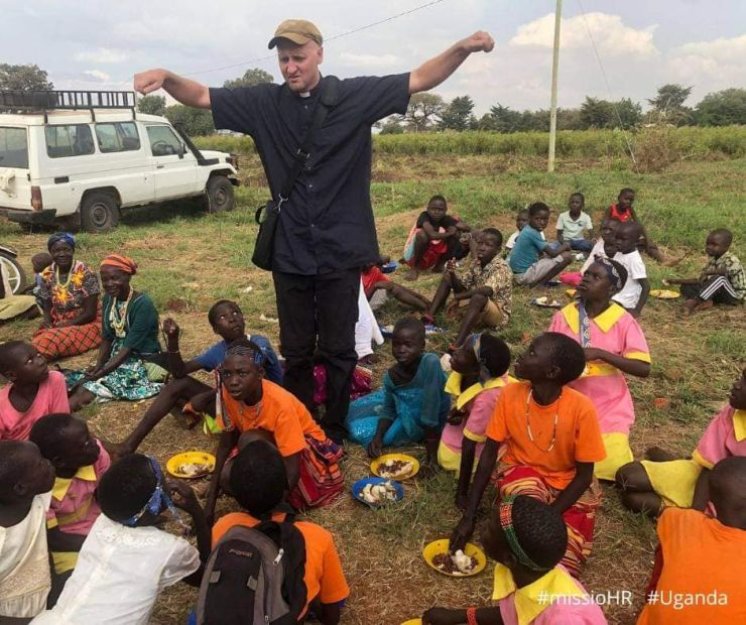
[{"xmin": 466, "ymin": 607, "xmax": 478, "ymax": 625}]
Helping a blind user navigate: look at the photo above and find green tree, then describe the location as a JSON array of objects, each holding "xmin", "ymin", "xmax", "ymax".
[
  {"xmin": 438, "ymin": 95, "xmax": 475, "ymax": 131},
  {"xmin": 612, "ymin": 98, "xmax": 643, "ymax": 129},
  {"xmin": 695, "ymin": 89, "xmax": 746, "ymax": 126},
  {"xmin": 0, "ymin": 63, "xmax": 53, "ymax": 91},
  {"xmin": 648, "ymin": 84, "xmax": 692, "ymax": 124},
  {"xmin": 376, "ymin": 116, "xmax": 405, "ymax": 134},
  {"xmin": 137, "ymin": 94, "xmax": 166, "ymax": 116},
  {"xmin": 580, "ymin": 97, "xmax": 614, "ymax": 129},
  {"xmin": 164, "ymin": 105, "xmax": 215, "ymax": 136},
  {"xmin": 223, "ymin": 68, "xmax": 274, "ymax": 89},
  {"xmin": 403, "ymin": 93, "xmax": 444, "ymax": 132},
  {"xmin": 485, "ymin": 104, "xmax": 523, "ymax": 133}
]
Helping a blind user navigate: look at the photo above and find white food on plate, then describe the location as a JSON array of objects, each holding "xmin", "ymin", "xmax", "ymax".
[{"xmin": 359, "ymin": 481, "xmax": 398, "ymax": 503}]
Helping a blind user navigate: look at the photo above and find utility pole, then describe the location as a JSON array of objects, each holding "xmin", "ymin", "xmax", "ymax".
[{"xmin": 547, "ymin": 0, "xmax": 562, "ymax": 172}]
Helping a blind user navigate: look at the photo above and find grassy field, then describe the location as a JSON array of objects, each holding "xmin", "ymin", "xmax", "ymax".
[{"xmin": 1, "ymin": 153, "xmax": 744, "ymax": 625}]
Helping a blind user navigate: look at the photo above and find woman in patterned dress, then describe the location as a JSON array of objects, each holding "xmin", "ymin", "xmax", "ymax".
[
  {"xmin": 68, "ymin": 255, "xmax": 163, "ymax": 410},
  {"xmin": 32, "ymin": 233, "xmax": 101, "ymax": 360}
]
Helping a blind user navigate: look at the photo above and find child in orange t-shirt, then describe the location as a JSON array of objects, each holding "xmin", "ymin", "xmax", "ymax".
[
  {"xmin": 212, "ymin": 440, "xmax": 349, "ymax": 625},
  {"xmin": 450, "ymin": 332, "xmax": 606, "ymax": 578},
  {"xmin": 637, "ymin": 456, "xmax": 746, "ymax": 625},
  {"xmin": 199, "ymin": 339, "xmax": 344, "ymax": 520}
]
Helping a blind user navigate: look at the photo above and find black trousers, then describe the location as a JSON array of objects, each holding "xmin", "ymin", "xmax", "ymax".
[
  {"xmin": 273, "ymin": 268, "xmax": 360, "ymax": 439},
  {"xmin": 681, "ymin": 277, "xmax": 740, "ymax": 305}
]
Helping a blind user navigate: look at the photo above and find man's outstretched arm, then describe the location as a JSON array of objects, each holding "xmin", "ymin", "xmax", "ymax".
[
  {"xmin": 409, "ymin": 31, "xmax": 494, "ymax": 94},
  {"xmin": 133, "ymin": 69, "xmax": 212, "ymax": 109}
]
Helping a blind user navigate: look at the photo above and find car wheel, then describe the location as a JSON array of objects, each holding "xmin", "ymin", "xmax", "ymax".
[
  {"xmin": 205, "ymin": 175, "xmax": 235, "ymax": 213},
  {"xmin": 80, "ymin": 192, "xmax": 120, "ymax": 233},
  {"xmin": 0, "ymin": 252, "xmax": 27, "ymax": 294}
]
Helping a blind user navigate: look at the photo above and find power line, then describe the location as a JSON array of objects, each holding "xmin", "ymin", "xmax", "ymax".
[
  {"xmin": 575, "ymin": 0, "xmax": 639, "ymax": 172},
  {"xmin": 185, "ymin": 0, "xmax": 450, "ymax": 77}
]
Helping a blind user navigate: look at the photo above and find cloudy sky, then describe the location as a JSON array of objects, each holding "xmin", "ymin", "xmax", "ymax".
[{"xmin": 3, "ymin": 0, "xmax": 745, "ymax": 114}]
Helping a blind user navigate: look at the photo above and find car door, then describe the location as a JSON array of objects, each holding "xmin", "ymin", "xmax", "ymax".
[{"xmin": 145, "ymin": 124, "xmax": 198, "ymax": 202}]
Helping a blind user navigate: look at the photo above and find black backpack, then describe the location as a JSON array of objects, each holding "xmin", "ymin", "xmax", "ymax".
[{"xmin": 196, "ymin": 514, "xmax": 307, "ymax": 625}]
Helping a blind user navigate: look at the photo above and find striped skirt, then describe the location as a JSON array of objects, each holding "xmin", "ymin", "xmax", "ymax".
[{"xmin": 288, "ymin": 435, "xmax": 345, "ymax": 511}]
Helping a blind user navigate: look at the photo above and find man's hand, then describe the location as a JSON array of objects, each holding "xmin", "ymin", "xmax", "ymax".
[
  {"xmin": 134, "ymin": 69, "xmax": 168, "ymax": 95},
  {"xmin": 462, "ymin": 31, "xmax": 495, "ymax": 54},
  {"xmin": 449, "ymin": 515, "xmax": 475, "ymax": 554},
  {"xmin": 367, "ymin": 436, "xmax": 384, "ymax": 459}
]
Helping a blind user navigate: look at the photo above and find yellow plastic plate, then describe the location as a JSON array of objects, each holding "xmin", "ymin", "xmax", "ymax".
[
  {"xmin": 650, "ymin": 289, "xmax": 680, "ymax": 299},
  {"xmin": 422, "ymin": 539, "xmax": 487, "ymax": 577},
  {"xmin": 401, "ymin": 620, "xmax": 422, "ymax": 625},
  {"xmin": 565, "ymin": 289, "xmax": 577, "ymax": 298},
  {"xmin": 166, "ymin": 451, "xmax": 216, "ymax": 479},
  {"xmin": 370, "ymin": 453, "xmax": 420, "ymax": 480}
]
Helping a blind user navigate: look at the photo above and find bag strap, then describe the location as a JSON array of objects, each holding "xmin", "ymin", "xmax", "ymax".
[{"xmin": 276, "ymin": 75, "xmax": 340, "ymax": 208}]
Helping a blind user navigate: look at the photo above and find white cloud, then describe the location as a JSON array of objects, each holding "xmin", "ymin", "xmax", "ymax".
[
  {"xmin": 338, "ymin": 53, "xmax": 399, "ymax": 68},
  {"xmin": 74, "ymin": 48, "xmax": 129, "ymax": 64},
  {"xmin": 83, "ymin": 70, "xmax": 111, "ymax": 82},
  {"xmin": 667, "ymin": 34, "xmax": 746, "ymax": 97},
  {"xmin": 510, "ymin": 12, "xmax": 659, "ymax": 58}
]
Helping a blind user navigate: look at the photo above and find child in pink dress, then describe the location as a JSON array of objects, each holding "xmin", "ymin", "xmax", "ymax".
[
  {"xmin": 616, "ymin": 368, "xmax": 746, "ymax": 516},
  {"xmin": 421, "ymin": 495, "xmax": 608, "ymax": 625},
  {"xmin": 0, "ymin": 341, "xmax": 70, "ymax": 441},
  {"xmin": 548, "ymin": 258, "xmax": 651, "ymax": 480},
  {"xmin": 437, "ymin": 333, "xmax": 513, "ymax": 502}
]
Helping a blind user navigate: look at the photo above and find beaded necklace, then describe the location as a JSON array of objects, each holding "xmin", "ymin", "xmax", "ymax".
[
  {"xmin": 525, "ymin": 389, "xmax": 559, "ymax": 452},
  {"xmin": 55, "ymin": 263, "xmax": 74, "ymax": 289},
  {"xmin": 109, "ymin": 288, "xmax": 134, "ymax": 338}
]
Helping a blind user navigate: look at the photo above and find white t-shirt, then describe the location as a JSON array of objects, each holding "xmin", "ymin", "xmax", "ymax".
[
  {"xmin": 612, "ymin": 250, "xmax": 647, "ymax": 309},
  {"xmin": 581, "ymin": 239, "xmax": 608, "ymax": 274},
  {"xmin": 0, "ymin": 492, "xmax": 52, "ymax": 618},
  {"xmin": 31, "ymin": 515, "xmax": 200, "ymax": 625},
  {"xmin": 556, "ymin": 211, "xmax": 593, "ymax": 241}
]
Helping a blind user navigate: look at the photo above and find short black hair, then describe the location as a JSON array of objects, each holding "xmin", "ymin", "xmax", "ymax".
[
  {"xmin": 481, "ymin": 228, "xmax": 503, "ymax": 248},
  {"xmin": 428, "ymin": 194, "xmax": 447, "ymax": 206},
  {"xmin": 29, "ymin": 413, "xmax": 76, "ymax": 461},
  {"xmin": 208, "ymin": 299, "xmax": 241, "ymax": 327},
  {"xmin": 570, "ymin": 192, "xmax": 585, "ymax": 204},
  {"xmin": 709, "ymin": 456, "xmax": 746, "ymax": 514},
  {"xmin": 517, "ymin": 209, "xmax": 529, "ymax": 217},
  {"xmin": 393, "ymin": 317, "xmax": 426, "ymax": 342},
  {"xmin": 618, "ymin": 220, "xmax": 643, "ymax": 239},
  {"xmin": 229, "ymin": 441, "xmax": 286, "ymax": 516},
  {"xmin": 0, "ymin": 340, "xmax": 27, "ymax": 374},
  {"xmin": 0, "ymin": 441, "xmax": 32, "ymax": 499},
  {"xmin": 618, "ymin": 187, "xmax": 635, "ymax": 197},
  {"xmin": 709, "ymin": 228, "xmax": 733, "ymax": 246},
  {"xmin": 510, "ymin": 495, "xmax": 568, "ymax": 570},
  {"xmin": 224, "ymin": 337, "xmax": 265, "ymax": 366},
  {"xmin": 540, "ymin": 332, "xmax": 586, "ymax": 385},
  {"xmin": 479, "ymin": 333, "xmax": 511, "ymax": 377},
  {"xmin": 97, "ymin": 454, "xmax": 157, "ymax": 523},
  {"xmin": 528, "ymin": 202, "xmax": 550, "ymax": 217}
]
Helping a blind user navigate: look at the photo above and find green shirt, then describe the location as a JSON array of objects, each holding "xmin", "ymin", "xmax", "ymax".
[{"xmin": 102, "ymin": 292, "xmax": 161, "ymax": 353}]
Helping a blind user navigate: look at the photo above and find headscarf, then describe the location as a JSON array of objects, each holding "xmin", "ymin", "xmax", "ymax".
[
  {"xmin": 594, "ymin": 257, "xmax": 625, "ymax": 293},
  {"xmin": 498, "ymin": 495, "xmax": 550, "ymax": 572},
  {"xmin": 100, "ymin": 254, "xmax": 138, "ymax": 275},
  {"xmin": 122, "ymin": 456, "xmax": 181, "ymax": 527},
  {"xmin": 467, "ymin": 333, "xmax": 492, "ymax": 383},
  {"xmin": 47, "ymin": 232, "xmax": 75, "ymax": 251}
]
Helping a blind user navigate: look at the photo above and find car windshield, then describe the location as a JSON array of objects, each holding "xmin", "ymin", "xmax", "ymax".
[{"xmin": 0, "ymin": 127, "xmax": 28, "ymax": 168}]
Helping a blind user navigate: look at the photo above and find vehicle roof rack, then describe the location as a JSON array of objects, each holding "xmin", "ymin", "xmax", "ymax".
[{"xmin": 0, "ymin": 90, "xmax": 137, "ymax": 122}]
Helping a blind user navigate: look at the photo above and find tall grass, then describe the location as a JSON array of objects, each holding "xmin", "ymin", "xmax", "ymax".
[{"xmin": 196, "ymin": 126, "xmax": 746, "ymax": 165}]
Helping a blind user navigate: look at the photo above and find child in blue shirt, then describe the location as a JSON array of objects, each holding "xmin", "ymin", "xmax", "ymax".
[
  {"xmin": 117, "ymin": 299, "xmax": 282, "ymax": 453},
  {"xmin": 510, "ymin": 202, "xmax": 573, "ymax": 287}
]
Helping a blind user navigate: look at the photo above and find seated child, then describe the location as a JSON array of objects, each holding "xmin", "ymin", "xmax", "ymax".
[
  {"xmin": 549, "ymin": 258, "xmax": 651, "ymax": 480},
  {"xmin": 29, "ymin": 413, "xmax": 111, "ymax": 602},
  {"xmin": 118, "ymin": 299, "xmax": 282, "ymax": 452},
  {"xmin": 362, "ymin": 259, "xmax": 431, "ymax": 312},
  {"xmin": 556, "ymin": 192, "xmax": 594, "ymax": 254},
  {"xmin": 422, "ymin": 496, "xmax": 608, "ymax": 625},
  {"xmin": 199, "ymin": 339, "xmax": 344, "ymax": 518},
  {"xmin": 31, "ymin": 454, "xmax": 209, "ymax": 624},
  {"xmin": 0, "ymin": 341, "xmax": 70, "ymax": 441},
  {"xmin": 450, "ymin": 333, "xmax": 605, "ymax": 578},
  {"xmin": 559, "ymin": 217, "xmax": 620, "ymax": 287},
  {"xmin": 667, "ymin": 228, "xmax": 744, "ymax": 315},
  {"xmin": 612, "ymin": 221, "xmax": 650, "ymax": 317},
  {"xmin": 424, "ymin": 228, "xmax": 512, "ymax": 348},
  {"xmin": 510, "ymin": 203, "xmax": 573, "ymax": 287},
  {"xmin": 404, "ymin": 195, "xmax": 466, "ymax": 280},
  {"xmin": 616, "ymin": 368, "xmax": 746, "ymax": 516},
  {"xmin": 346, "ymin": 318, "xmax": 450, "ymax": 474},
  {"xmin": 604, "ymin": 187, "xmax": 663, "ymax": 262},
  {"xmin": 504, "ymin": 209, "xmax": 530, "ymax": 258},
  {"xmin": 437, "ymin": 333, "xmax": 513, "ymax": 489},
  {"xmin": 0, "ymin": 440, "xmax": 55, "ymax": 620},
  {"xmin": 212, "ymin": 440, "xmax": 349, "ymax": 625},
  {"xmin": 636, "ymin": 456, "xmax": 746, "ymax": 625}
]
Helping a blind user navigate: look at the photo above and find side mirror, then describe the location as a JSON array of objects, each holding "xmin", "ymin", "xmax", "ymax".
[{"xmin": 178, "ymin": 143, "xmax": 186, "ymax": 159}]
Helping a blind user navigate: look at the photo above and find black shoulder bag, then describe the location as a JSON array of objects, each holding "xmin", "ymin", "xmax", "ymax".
[{"xmin": 252, "ymin": 76, "xmax": 340, "ymax": 271}]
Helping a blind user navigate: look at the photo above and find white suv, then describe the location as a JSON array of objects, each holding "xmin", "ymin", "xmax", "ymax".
[{"xmin": 0, "ymin": 90, "xmax": 239, "ymax": 232}]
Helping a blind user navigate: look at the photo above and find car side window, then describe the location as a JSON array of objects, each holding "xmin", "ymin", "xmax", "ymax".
[
  {"xmin": 95, "ymin": 122, "xmax": 140, "ymax": 153},
  {"xmin": 45, "ymin": 124, "xmax": 95, "ymax": 158},
  {"xmin": 146, "ymin": 125, "xmax": 183, "ymax": 157}
]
